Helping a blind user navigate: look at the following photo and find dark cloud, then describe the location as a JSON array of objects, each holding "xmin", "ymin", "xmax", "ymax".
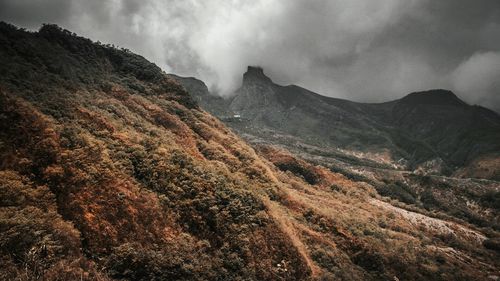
[
  {"xmin": 1, "ymin": 0, "xmax": 499, "ymax": 110},
  {"xmin": 0, "ymin": 0, "xmax": 72, "ymax": 28}
]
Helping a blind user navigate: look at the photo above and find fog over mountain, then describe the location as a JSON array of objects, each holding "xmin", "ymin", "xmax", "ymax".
[{"xmin": 2, "ymin": 0, "xmax": 499, "ymax": 111}]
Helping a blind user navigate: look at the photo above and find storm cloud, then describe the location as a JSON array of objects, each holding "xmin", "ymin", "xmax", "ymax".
[{"xmin": 1, "ymin": 0, "xmax": 499, "ymax": 111}]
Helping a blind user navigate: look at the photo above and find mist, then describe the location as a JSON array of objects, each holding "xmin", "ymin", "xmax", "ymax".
[{"xmin": 1, "ymin": 0, "xmax": 499, "ymax": 111}]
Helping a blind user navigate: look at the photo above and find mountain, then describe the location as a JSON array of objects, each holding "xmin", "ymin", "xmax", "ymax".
[
  {"xmin": 0, "ymin": 22, "xmax": 308, "ymax": 280},
  {"xmin": 390, "ymin": 90, "xmax": 500, "ymax": 179},
  {"xmin": 166, "ymin": 74, "xmax": 231, "ymax": 117},
  {"xmin": 1, "ymin": 22, "xmax": 499, "ymax": 281},
  {"xmin": 175, "ymin": 66, "xmax": 500, "ymax": 180}
]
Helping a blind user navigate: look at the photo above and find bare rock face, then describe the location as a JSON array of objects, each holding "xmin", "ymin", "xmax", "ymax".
[
  {"xmin": 230, "ymin": 66, "xmax": 281, "ymax": 120},
  {"xmin": 242, "ymin": 66, "xmax": 273, "ymax": 84}
]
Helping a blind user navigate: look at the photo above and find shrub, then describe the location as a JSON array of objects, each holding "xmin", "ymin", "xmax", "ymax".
[
  {"xmin": 483, "ymin": 238, "xmax": 500, "ymax": 252},
  {"xmin": 376, "ymin": 181, "xmax": 416, "ymax": 204}
]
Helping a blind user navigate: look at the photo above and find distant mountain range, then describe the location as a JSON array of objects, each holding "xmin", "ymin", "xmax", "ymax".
[{"xmin": 171, "ymin": 66, "xmax": 500, "ymax": 180}]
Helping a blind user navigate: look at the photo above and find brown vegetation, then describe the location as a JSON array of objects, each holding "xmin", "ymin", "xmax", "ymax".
[{"xmin": 0, "ymin": 22, "xmax": 498, "ymax": 280}]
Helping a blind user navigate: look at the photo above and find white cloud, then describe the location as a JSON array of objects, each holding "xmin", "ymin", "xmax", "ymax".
[
  {"xmin": 2, "ymin": 0, "xmax": 500, "ymax": 110},
  {"xmin": 451, "ymin": 51, "xmax": 500, "ymax": 107},
  {"xmin": 40, "ymin": 0, "xmax": 425, "ymax": 96}
]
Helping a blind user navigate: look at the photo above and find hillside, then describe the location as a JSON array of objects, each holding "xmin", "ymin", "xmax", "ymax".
[
  {"xmin": 175, "ymin": 66, "xmax": 500, "ymax": 180},
  {"xmin": 1, "ymin": 23, "xmax": 499, "ymax": 281}
]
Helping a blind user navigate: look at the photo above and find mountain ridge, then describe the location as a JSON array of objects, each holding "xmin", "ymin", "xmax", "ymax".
[
  {"xmin": 237, "ymin": 67, "xmax": 487, "ymax": 108},
  {"xmin": 174, "ymin": 66, "xmax": 500, "ymax": 180},
  {"xmin": 398, "ymin": 89, "xmax": 468, "ymax": 107}
]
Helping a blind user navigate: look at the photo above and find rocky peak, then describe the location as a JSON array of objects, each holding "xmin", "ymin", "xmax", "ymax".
[{"xmin": 242, "ymin": 66, "xmax": 273, "ymax": 85}]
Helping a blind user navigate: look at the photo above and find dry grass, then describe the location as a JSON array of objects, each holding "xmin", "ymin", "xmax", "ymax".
[{"xmin": 1, "ymin": 23, "xmax": 498, "ymax": 281}]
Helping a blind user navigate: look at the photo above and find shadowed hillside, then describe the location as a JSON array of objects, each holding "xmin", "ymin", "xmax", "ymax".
[
  {"xmin": 175, "ymin": 67, "xmax": 500, "ymax": 180},
  {"xmin": 1, "ymin": 23, "xmax": 499, "ymax": 281}
]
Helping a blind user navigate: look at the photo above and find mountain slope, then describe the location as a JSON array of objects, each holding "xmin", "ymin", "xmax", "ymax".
[
  {"xmin": 0, "ymin": 23, "xmax": 309, "ymax": 280},
  {"xmin": 1, "ymin": 23, "xmax": 499, "ymax": 281},
  {"xmin": 175, "ymin": 66, "xmax": 500, "ymax": 180},
  {"xmin": 390, "ymin": 90, "xmax": 500, "ymax": 177},
  {"xmin": 230, "ymin": 67, "xmax": 385, "ymax": 152}
]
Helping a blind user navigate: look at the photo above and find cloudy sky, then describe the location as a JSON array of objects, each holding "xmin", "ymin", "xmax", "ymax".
[{"xmin": 1, "ymin": 0, "xmax": 499, "ymax": 111}]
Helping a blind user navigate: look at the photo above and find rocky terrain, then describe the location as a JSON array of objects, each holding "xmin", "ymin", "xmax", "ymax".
[
  {"xmin": 174, "ymin": 66, "xmax": 500, "ymax": 180},
  {"xmin": 175, "ymin": 64, "xmax": 500, "ymax": 250},
  {"xmin": 0, "ymin": 22, "xmax": 499, "ymax": 281}
]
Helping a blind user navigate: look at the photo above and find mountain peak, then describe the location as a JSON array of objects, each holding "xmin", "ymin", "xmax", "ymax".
[
  {"xmin": 399, "ymin": 89, "xmax": 467, "ymax": 107},
  {"xmin": 242, "ymin": 66, "xmax": 272, "ymax": 84}
]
